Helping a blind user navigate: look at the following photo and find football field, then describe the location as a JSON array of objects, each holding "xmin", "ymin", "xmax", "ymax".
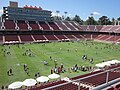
[{"xmin": 0, "ymin": 40, "xmax": 120, "ymax": 86}]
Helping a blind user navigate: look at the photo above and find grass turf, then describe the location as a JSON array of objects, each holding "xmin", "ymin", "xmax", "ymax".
[{"xmin": 0, "ymin": 40, "xmax": 120, "ymax": 86}]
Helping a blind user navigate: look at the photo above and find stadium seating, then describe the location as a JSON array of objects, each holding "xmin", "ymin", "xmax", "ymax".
[
  {"xmin": 39, "ymin": 21, "xmax": 51, "ymax": 30},
  {"xmin": 63, "ymin": 21, "xmax": 77, "ymax": 31},
  {"xmin": 32, "ymin": 34, "xmax": 47, "ymax": 41},
  {"xmin": 17, "ymin": 20, "xmax": 28, "ymax": 30},
  {"xmin": 100, "ymin": 25, "xmax": 113, "ymax": 32},
  {"xmin": 4, "ymin": 20, "xmax": 15, "ymax": 30},
  {"xmin": 44, "ymin": 35, "xmax": 58, "ymax": 40},
  {"xmin": 19, "ymin": 35, "xmax": 34, "ymax": 42},
  {"xmin": 55, "ymin": 21, "xmax": 69, "ymax": 30},
  {"xmin": 107, "ymin": 87, "xmax": 114, "ymax": 90},
  {"xmin": 95, "ymin": 25, "xmax": 103, "ymax": 31},
  {"xmin": 55, "ymin": 35, "xmax": 67, "ymax": 40},
  {"xmin": 73, "ymin": 34, "xmax": 85, "ymax": 40},
  {"xmin": 81, "ymin": 25, "xmax": 88, "ymax": 31},
  {"xmin": 48, "ymin": 22, "xmax": 60, "ymax": 31},
  {"xmin": 29, "ymin": 21, "xmax": 40, "ymax": 30},
  {"xmin": 5, "ymin": 35, "xmax": 19, "ymax": 42},
  {"xmin": 65, "ymin": 35, "xmax": 76, "ymax": 40},
  {"xmin": 70, "ymin": 21, "xmax": 83, "ymax": 30},
  {"xmin": 88, "ymin": 25, "xmax": 96, "ymax": 31}
]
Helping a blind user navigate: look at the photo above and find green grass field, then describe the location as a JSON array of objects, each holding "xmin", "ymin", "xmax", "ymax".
[{"xmin": 0, "ymin": 40, "xmax": 120, "ymax": 86}]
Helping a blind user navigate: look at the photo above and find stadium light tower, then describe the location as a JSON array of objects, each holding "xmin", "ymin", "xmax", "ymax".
[{"xmin": 56, "ymin": 10, "xmax": 60, "ymax": 20}]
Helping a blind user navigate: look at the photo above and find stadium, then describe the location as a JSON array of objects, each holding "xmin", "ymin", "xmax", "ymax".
[{"xmin": 0, "ymin": 1, "xmax": 120, "ymax": 90}]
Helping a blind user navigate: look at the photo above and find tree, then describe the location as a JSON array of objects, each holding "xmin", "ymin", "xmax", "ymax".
[
  {"xmin": 65, "ymin": 16, "xmax": 71, "ymax": 21},
  {"xmin": 117, "ymin": 17, "xmax": 120, "ymax": 21},
  {"xmin": 98, "ymin": 16, "xmax": 112, "ymax": 25},
  {"xmin": 72, "ymin": 15, "xmax": 83, "ymax": 25},
  {"xmin": 111, "ymin": 18, "xmax": 115, "ymax": 25},
  {"xmin": 85, "ymin": 16, "xmax": 97, "ymax": 25},
  {"xmin": 52, "ymin": 16, "xmax": 62, "ymax": 21}
]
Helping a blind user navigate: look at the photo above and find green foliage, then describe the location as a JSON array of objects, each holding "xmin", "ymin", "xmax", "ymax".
[
  {"xmin": 98, "ymin": 16, "xmax": 112, "ymax": 25},
  {"xmin": 72, "ymin": 15, "xmax": 84, "ymax": 25},
  {"xmin": 85, "ymin": 16, "xmax": 98, "ymax": 25}
]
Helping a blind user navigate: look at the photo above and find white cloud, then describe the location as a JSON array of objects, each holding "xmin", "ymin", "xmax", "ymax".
[{"xmin": 91, "ymin": 11, "xmax": 100, "ymax": 16}]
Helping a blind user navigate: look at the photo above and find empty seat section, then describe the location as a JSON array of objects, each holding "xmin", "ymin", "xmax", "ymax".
[
  {"xmin": 63, "ymin": 22, "xmax": 76, "ymax": 30},
  {"xmin": 81, "ymin": 72, "xmax": 107, "ymax": 86},
  {"xmin": 109, "ymin": 26, "xmax": 120, "ymax": 31},
  {"xmin": 89, "ymin": 25, "xmax": 95, "ymax": 31},
  {"xmin": 5, "ymin": 35, "xmax": 19, "ymax": 42},
  {"xmin": 97, "ymin": 35, "xmax": 110, "ymax": 41},
  {"xmin": 29, "ymin": 21, "xmax": 39, "ymax": 30},
  {"xmin": 100, "ymin": 26, "xmax": 112, "ymax": 32},
  {"xmin": 65, "ymin": 35, "xmax": 75, "ymax": 39},
  {"xmin": 55, "ymin": 35, "xmax": 67, "ymax": 40},
  {"xmin": 44, "ymin": 35, "xmax": 58, "ymax": 40},
  {"xmin": 70, "ymin": 22, "xmax": 83, "ymax": 30},
  {"xmin": 95, "ymin": 25, "xmax": 103, "ymax": 31},
  {"xmin": 48, "ymin": 22, "xmax": 60, "ymax": 31},
  {"xmin": 108, "ymin": 71, "xmax": 120, "ymax": 81},
  {"xmin": 33, "ymin": 34, "xmax": 46, "ymax": 40},
  {"xmin": 4, "ymin": 20, "xmax": 15, "ymax": 30},
  {"xmin": 84, "ymin": 34, "xmax": 91, "ymax": 39},
  {"xmin": 81, "ymin": 25, "xmax": 88, "ymax": 31},
  {"xmin": 74, "ymin": 35, "xmax": 85, "ymax": 39},
  {"xmin": 20, "ymin": 35, "xmax": 33, "ymax": 42},
  {"xmin": 55, "ymin": 21, "xmax": 68, "ymax": 30},
  {"xmin": 49, "ymin": 83, "xmax": 78, "ymax": 90},
  {"xmin": 39, "ymin": 21, "xmax": 50, "ymax": 30},
  {"xmin": 17, "ymin": 20, "xmax": 28, "ymax": 30}
]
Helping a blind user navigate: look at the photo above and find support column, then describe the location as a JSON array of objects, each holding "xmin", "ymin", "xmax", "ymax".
[
  {"xmin": 106, "ymin": 71, "xmax": 109, "ymax": 84},
  {"xmin": 78, "ymin": 80, "xmax": 81, "ymax": 90}
]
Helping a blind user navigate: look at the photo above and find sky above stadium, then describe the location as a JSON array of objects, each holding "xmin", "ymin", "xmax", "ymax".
[{"xmin": 0, "ymin": 0, "xmax": 120, "ymax": 20}]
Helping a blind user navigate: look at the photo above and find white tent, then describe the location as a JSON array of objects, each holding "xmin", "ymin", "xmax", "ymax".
[
  {"xmin": 23, "ymin": 78, "xmax": 37, "ymax": 87},
  {"xmin": 36, "ymin": 76, "xmax": 49, "ymax": 83},
  {"xmin": 95, "ymin": 60, "xmax": 120, "ymax": 68},
  {"xmin": 48, "ymin": 73, "xmax": 60, "ymax": 79},
  {"xmin": 8, "ymin": 81, "xmax": 23, "ymax": 89}
]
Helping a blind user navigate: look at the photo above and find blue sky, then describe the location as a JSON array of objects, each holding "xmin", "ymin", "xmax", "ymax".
[{"xmin": 0, "ymin": 0, "xmax": 120, "ymax": 20}]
